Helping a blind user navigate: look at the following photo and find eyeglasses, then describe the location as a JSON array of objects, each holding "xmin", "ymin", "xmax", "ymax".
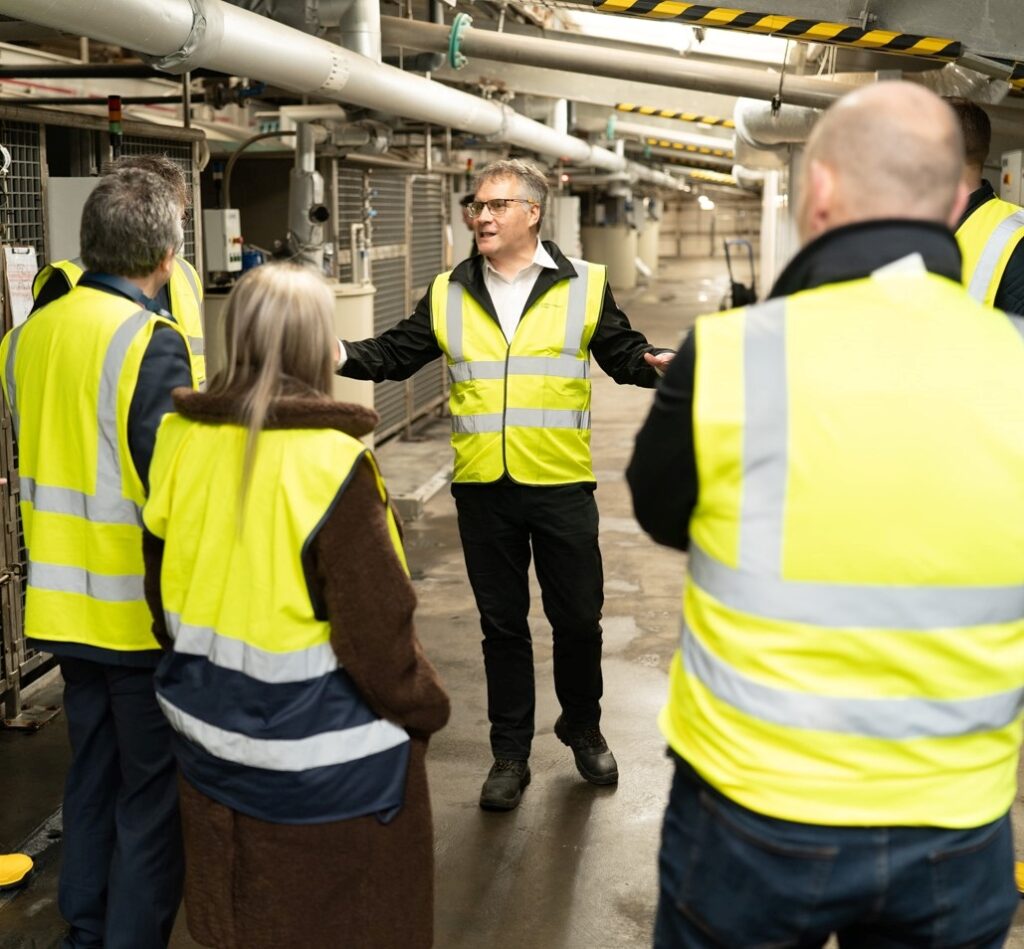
[{"xmin": 465, "ymin": 198, "xmax": 538, "ymax": 219}]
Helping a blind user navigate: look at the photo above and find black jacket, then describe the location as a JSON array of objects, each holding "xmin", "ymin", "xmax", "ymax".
[
  {"xmin": 956, "ymin": 180, "xmax": 1024, "ymax": 315},
  {"xmin": 627, "ymin": 220, "xmax": 964, "ymax": 551},
  {"xmin": 339, "ymin": 241, "xmax": 668, "ymax": 388}
]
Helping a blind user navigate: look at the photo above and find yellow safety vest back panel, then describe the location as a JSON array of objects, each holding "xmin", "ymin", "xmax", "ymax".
[
  {"xmin": 956, "ymin": 196, "xmax": 1024, "ymax": 306},
  {"xmin": 661, "ymin": 272, "xmax": 1024, "ymax": 828},
  {"xmin": 0, "ymin": 285, "xmax": 194, "ymax": 652}
]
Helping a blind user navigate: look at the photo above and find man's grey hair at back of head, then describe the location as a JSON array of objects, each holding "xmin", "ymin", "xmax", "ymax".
[
  {"xmin": 106, "ymin": 153, "xmax": 190, "ymax": 210},
  {"xmin": 80, "ymin": 168, "xmax": 184, "ymax": 278}
]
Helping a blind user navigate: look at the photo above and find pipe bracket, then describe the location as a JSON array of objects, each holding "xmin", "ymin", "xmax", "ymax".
[
  {"xmin": 448, "ymin": 12, "xmax": 472, "ymax": 70},
  {"xmin": 140, "ymin": 0, "xmax": 216, "ymax": 75}
]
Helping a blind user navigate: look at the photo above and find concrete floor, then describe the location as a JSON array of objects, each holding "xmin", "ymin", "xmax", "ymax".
[{"xmin": 2, "ymin": 256, "xmax": 1024, "ymax": 948}]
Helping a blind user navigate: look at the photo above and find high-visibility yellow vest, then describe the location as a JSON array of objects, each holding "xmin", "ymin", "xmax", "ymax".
[
  {"xmin": 143, "ymin": 411, "xmax": 411, "ymax": 823},
  {"xmin": 956, "ymin": 196, "xmax": 1024, "ymax": 306},
  {"xmin": 431, "ymin": 259, "xmax": 605, "ymax": 484},
  {"xmin": 32, "ymin": 256, "xmax": 206, "ymax": 386},
  {"xmin": 0, "ymin": 285, "xmax": 196, "ymax": 653},
  {"xmin": 662, "ymin": 271, "xmax": 1024, "ymax": 828}
]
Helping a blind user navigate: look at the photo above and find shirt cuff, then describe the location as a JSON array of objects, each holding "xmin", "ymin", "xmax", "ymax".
[{"xmin": 335, "ymin": 338, "xmax": 346, "ymax": 372}]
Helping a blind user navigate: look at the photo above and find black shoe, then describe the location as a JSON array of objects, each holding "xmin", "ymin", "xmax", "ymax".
[
  {"xmin": 479, "ymin": 758, "xmax": 531, "ymax": 811},
  {"xmin": 554, "ymin": 716, "xmax": 619, "ymax": 786}
]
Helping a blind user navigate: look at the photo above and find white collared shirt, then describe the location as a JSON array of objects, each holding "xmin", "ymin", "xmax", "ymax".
[
  {"xmin": 483, "ymin": 240, "xmax": 558, "ymax": 342},
  {"xmin": 335, "ymin": 240, "xmax": 557, "ymax": 369}
]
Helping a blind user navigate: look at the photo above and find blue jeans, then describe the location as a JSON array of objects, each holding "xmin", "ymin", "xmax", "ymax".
[{"xmin": 654, "ymin": 753, "xmax": 1018, "ymax": 948}]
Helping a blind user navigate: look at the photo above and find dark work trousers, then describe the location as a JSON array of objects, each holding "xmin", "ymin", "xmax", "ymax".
[
  {"xmin": 58, "ymin": 657, "xmax": 183, "ymax": 949},
  {"xmin": 654, "ymin": 752, "xmax": 1019, "ymax": 948},
  {"xmin": 455, "ymin": 482, "xmax": 604, "ymax": 760}
]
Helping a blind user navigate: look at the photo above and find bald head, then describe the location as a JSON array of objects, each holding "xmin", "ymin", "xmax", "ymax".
[{"xmin": 798, "ymin": 82, "xmax": 967, "ymax": 244}]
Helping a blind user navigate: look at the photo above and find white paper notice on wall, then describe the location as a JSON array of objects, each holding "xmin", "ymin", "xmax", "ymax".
[{"xmin": 4, "ymin": 246, "xmax": 38, "ymax": 327}]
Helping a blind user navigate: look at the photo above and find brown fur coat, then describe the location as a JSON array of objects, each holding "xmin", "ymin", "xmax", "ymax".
[{"xmin": 142, "ymin": 386, "xmax": 450, "ymax": 949}]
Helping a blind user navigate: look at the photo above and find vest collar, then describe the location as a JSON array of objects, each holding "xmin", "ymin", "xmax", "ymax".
[
  {"xmin": 79, "ymin": 272, "xmax": 163, "ymax": 313},
  {"xmin": 768, "ymin": 220, "xmax": 963, "ymax": 300},
  {"xmin": 449, "ymin": 240, "xmax": 579, "ymax": 324},
  {"xmin": 172, "ymin": 383, "xmax": 378, "ymax": 438},
  {"xmin": 959, "ymin": 180, "xmax": 997, "ymax": 226}
]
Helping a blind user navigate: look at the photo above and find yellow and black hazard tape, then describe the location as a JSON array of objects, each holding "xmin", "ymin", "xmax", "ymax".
[
  {"xmin": 645, "ymin": 137, "xmax": 734, "ymax": 159},
  {"xmin": 618, "ymin": 103, "xmax": 735, "ymax": 127},
  {"xmin": 594, "ymin": 1, "xmax": 962, "ymax": 61}
]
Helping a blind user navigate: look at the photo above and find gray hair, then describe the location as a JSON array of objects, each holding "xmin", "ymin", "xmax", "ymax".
[
  {"xmin": 107, "ymin": 153, "xmax": 191, "ymax": 210},
  {"xmin": 80, "ymin": 168, "xmax": 184, "ymax": 277},
  {"xmin": 474, "ymin": 158, "xmax": 549, "ymax": 229}
]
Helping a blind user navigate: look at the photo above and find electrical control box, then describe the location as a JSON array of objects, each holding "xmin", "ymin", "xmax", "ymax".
[
  {"xmin": 203, "ymin": 208, "xmax": 243, "ymax": 272},
  {"xmin": 1000, "ymin": 150, "xmax": 1023, "ymax": 205}
]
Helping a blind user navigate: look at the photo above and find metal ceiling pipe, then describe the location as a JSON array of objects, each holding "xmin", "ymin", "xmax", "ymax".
[
  {"xmin": 625, "ymin": 143, "xmax": 734, "ymax": 170},
  {"xmin": 733, "ymin": 98, "xmax": 820, "ymax": 151},
  {"xmin": 337, "ymin": 0, "xmax": 380, "ymax": 62},
  {"xmin": 0, "ymin": 64, "xmax": 224, "ymax": 78},
  {"xmin": 0, "ymin": 0, "xmax": 680, "ymax": 186},
  {"xmin": 381, "ymin": 15, "xmax": 848, "ymax": 111},
  {"xmin": 613, "ymin": 120, "xmax": 732, "ymax": 154}
]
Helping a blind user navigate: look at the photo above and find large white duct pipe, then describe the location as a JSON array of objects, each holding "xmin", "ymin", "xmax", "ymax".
[
  {"xmin": 614, "ymin": 120, "xmax": 732, "ymax": 154},
  {"xmin": 0, "ymin": 0, "xmax": 681, "ymax": 187},
  {"xmin": 733, "ymin": 97, "xmax": 820, "ymax": 152},
  {"xmin": 337, "ymin": 0, "xmax": 381, "ymax": 62},
  {"xmin": 381, "ymin": 15, "xmax": 847, "ymax": 111}
]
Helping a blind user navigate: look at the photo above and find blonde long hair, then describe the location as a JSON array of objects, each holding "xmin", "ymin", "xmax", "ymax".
[{"xmin": 207, "ymin": 262, "xmax": 336, "ymax": 519}]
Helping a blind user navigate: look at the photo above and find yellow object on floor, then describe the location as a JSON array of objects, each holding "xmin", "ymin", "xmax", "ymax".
[
  {"xmin": 0, "ymin": 852, "xmax": 32, "ymax": 889},
  {"xmin": 1016, "ymin": 861, "xmax": 1024, "ymax": 896}
]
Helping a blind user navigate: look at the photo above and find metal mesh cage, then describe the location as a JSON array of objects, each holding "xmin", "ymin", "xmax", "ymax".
[
  {"xmin": 0, "ymin": 120, "xmax": 45, "ymax": 262},
  {"xmin": 331, "ymin": 163, "xmax": 449, "ymax": 440},
  {"xmin": 120, "ymin": 136, "xmax": 197, "ymax": 264},
  {"xmin": 0, "ymin": 119, "xmax": 43, "ymax": 708}
]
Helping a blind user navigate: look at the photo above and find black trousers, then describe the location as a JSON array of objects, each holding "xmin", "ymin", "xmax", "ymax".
[
  {"xmin": 455, "ymin": 482, "xmax": 604, "ymax": 760},
  {"xmin": 58, "ymin": 658, "xmax": 183, "ymax": 949}
]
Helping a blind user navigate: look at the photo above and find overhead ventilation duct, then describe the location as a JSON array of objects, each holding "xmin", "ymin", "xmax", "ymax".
[
  {"xmin": 381, "ymin": 15, "xmax": 848, "ymax": 111},
  {"xmin": 1, "ymin": 0, "xmax": 682, "ymax": 188},
  {"xmin": 733, "ymin": 98, "xmax": 820, "ymax": 152}
]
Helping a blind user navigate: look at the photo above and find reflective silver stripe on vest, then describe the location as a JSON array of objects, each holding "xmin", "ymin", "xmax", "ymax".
[
  {"xmin": 682, "ymin": 622, "xmax": 1024, "ymax": 738},
  {"xmin": 445, "ymin": 279, "xmax": 465, "ymax": 362},
  {"xmin": 448, "ymin": 355, "xmax": 590, "ymax": 384},
  {"xmin": 690, "ymin": 541, "xmax": 1024, "ymax": 629},
  {"xmin": 4, "ymin": 323, "xmax": 24, "ymax": 434},
  {"xmin": 177, "ymin": 259, "xmax": 203, "ymax": 307},
  {"xmin": 739, "ymin": 299, "xmax": 787, "ymax": 574},
  {"xmin": 15, "ymin": 310, "xmax": 146, "ymax": 527},
  {"xmin": 505, "ymin": 408, "xmax": 590, "ymax": 429},
  {"xmin": 690, "ymin": 296, "xmax": 1024, "ymax": 630},
  {"xmin": 157, "ymin": 694, "xmax": 409, "ymax": 772},
  {"xmin": 28, "ymin": 562, "xmax": 144, "ymax": 601},
  {"xmin": 563, "ymin": 258, "xmax": 592, "ymax": 356},
  {"xmin": 188, "ymin": 336, "xmax": 204, "ymax": 355},
  {"xmin": 94, "ymin": 311, "xmax": 151, "ymax": 525},
  {"xmin": 451, "ymin": 413, "xmax": 504, "ymax": 435},
  {"xmin": 21, "ymin": 477, "xmax": 141, "ymax": 527},
  {"xmin": 165, "ymin": 612, "xmax": 339, "ymax": 684},
  {"xmin": 967, "ymin": 210, "xmax": 1024, "ymax": 301}
]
